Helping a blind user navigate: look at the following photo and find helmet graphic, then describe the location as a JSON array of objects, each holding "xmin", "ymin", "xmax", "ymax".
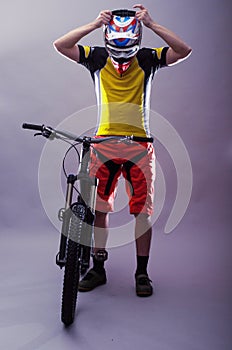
[{"xmin": 104, "ymin": 9, "xmax": 142, "ymax": 60}]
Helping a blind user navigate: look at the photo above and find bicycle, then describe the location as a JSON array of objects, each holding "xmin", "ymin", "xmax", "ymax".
[{"xmin": 22, "ymin": 122, "xmax": 153, "ymax": 326}]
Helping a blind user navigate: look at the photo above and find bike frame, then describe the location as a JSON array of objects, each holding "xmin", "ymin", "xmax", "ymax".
[
  {"xmin": 22, "ymin": 122, "xmax": 153, "ymax": 325},
  {"xmin": 56, "ymin": 137, "xmax": 99, "ymax": 273}
]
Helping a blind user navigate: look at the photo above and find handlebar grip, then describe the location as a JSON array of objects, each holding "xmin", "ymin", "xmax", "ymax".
[{"xmin": 22, "ymin": 123, "xmax": 44, "ymax": 131}]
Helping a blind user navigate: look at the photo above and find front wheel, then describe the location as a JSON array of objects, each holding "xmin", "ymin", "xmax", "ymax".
[
  {"xmin": 61, "ymin": 238, "xmax": 80, "ymax": 326},
  {"xmin": 61, "ymin": 202, "xmax": 86, "ymax": 326}
]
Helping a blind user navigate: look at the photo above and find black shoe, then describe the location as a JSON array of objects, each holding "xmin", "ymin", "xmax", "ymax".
[
  {"xmin": 78, "ymin": 268, "xmax": 107, "ymax": 292},
  {"xmin": 135, "ymin": 274, "xmax": 153, "ymax": 297}
]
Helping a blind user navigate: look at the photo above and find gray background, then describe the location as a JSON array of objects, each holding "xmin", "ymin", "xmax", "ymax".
[{"xmin": 1, "ymin": 0, "xmax": 231, "ymax": 349}]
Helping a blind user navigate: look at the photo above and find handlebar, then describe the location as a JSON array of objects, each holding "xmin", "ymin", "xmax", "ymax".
[
  {"xmin": 22, "ymin": 123, "xmax": 44, "ymax": 131},
  {"xmin": 22, "ymin": 123, "xmax": 81, "ymax": 141},
  {"xmin": 22, "ymin": 123, "xmax": 153, "ymax": 143}
]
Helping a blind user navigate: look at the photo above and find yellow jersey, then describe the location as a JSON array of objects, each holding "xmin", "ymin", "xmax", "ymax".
[{"xmin": 78, "ymin": 45, "xmax": 168, "ymax": 137}]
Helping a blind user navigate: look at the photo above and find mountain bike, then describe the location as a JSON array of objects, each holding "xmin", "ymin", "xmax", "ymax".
[{"xmin": 22, "ymin": 123, "xmax": 153, "ymax": 326}]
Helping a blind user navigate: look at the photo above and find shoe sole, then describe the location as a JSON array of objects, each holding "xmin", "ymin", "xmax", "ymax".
[
  {"xmin": 136, "ymin": 291, "xmax": 153, "ymax": 297},
  {"xmin": 78, "ymin": 280, "xmax": 107, "ymax": 292}
]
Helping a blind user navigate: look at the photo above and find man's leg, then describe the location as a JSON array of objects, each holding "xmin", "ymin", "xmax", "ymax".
[
  {"xmin": 92, "ymin": 210, "xmax": 109, "ymax": 271},
  {"xmin": 135, "ymin": 213, "xmax": 152, "ymax": 256},
  {"xmin": 134, "ymin": 213, "xmax": 153, "ymax": 297},
  {"xmin": 94, "ymin": 210, "xmax": 109, "ymax": 251}
]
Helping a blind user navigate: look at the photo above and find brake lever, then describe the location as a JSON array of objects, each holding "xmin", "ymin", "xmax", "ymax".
[
  {"xmin": 42, "ymin": 128, "xmax": 54, "ymax": 139},
  {"xmin": 33, "ymin": 127, "xmax": 55, "ymax": 139}
]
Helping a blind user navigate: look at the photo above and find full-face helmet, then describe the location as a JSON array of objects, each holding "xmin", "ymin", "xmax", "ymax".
[{"xmin": 104, "ymin": 9, "xmax": 142, "ymax": 61}]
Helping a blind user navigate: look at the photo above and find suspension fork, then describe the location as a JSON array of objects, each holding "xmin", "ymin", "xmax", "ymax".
[
  {"xmin": 77, "ymin": 138, "xmax": 98, "ymax": 214},
  {"xmin": 56, "ymin": 139, "xmax": 98, "ymax": 269},
  {"xmin": 77, "ymin": 139, "xmax": 99, "ymax": 273},
  {"xmin": 78, "ymin": 174, "xmax": 98, "ymax": 275},
  {"xmin": 56, "ymin": 174, "xmax": 77, "ymax": 268}
]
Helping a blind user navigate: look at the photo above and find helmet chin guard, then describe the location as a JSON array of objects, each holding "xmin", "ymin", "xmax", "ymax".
[{"xmin": 104, "ymin": 9, "xmax": 142, "ymax": 60}]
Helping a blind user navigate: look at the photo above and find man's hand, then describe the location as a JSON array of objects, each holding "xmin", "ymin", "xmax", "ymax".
[
  {"xmin": 95, "ymin": 10, "xmax": 112, "ymax": 28},
  {"xmin": 133, "ymin": 4, "xmax": 153, "ymax": 28}
]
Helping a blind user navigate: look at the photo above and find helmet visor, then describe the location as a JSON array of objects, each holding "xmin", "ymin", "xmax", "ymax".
[{"xmin": 106, "ymin": 43, "xmax": 139, "ymax": 59}]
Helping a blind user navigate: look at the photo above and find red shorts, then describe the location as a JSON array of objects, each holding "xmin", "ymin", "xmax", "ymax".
[{"xmin": 89, "ymin": 138, "xmax": 156, "ymax": 215}]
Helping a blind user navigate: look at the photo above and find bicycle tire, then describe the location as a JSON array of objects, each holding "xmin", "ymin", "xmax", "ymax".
[{"xmin": 61, "ymin": 202, "xmax": 86, "ymax": 326}]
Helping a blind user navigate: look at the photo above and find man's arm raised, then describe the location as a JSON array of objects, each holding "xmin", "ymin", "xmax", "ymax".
[
  {"xmin": 133, "ymin": 4, "xmax": 192, "ymax": 66},
  {"xmin": 53, "ymin": 10, "xmax": 112, "ymax": 62}
]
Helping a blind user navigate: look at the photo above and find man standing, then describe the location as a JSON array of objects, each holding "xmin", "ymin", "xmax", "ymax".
[{"xmin": 54, "ymin": 4, "xmax": 192, "ymax": 297}]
